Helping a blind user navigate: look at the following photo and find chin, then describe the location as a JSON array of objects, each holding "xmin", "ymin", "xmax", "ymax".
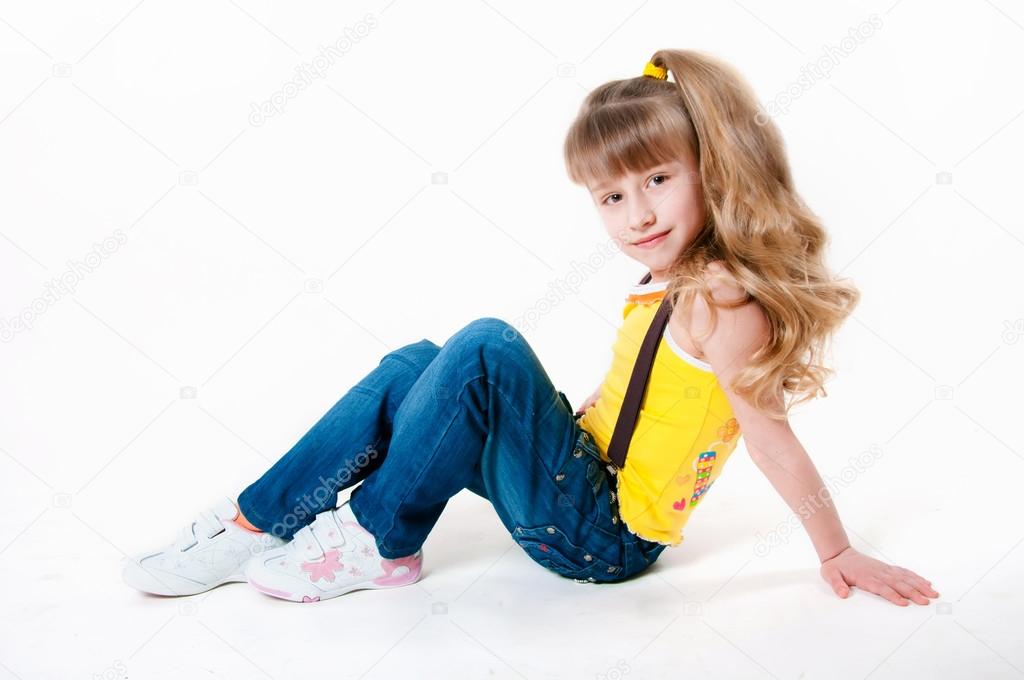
[{"xmin": 637, "ymin": 249, "xmax": 683, "ymax": 272}]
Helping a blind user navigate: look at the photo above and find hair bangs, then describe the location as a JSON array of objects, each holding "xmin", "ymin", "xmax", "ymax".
[{"xmin": 565, "ymin": 101, "xmax": 694, "ymax": 190}]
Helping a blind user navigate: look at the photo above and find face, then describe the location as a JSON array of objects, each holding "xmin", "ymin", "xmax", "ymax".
[{"xmin": 588, "ymin": 155, "xmax": 704, "ymax": 283}]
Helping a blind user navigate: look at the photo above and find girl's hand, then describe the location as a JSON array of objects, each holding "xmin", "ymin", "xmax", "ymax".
[
  {"xmin": 820, "ymin": 547, "xmax": 940, "ymax": 606},
  {"xmin": 575, "ymin": 386, "xmax": 601, "ymax": 415}
]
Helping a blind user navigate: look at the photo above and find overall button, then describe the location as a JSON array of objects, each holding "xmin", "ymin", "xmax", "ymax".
[
  {"xmin": 554, "ymin": 473, "xmax": 565, "ymax": 481},
  {"xmin": 546, "ymin": 527, "xmax": 556, "ymax": 534},
  {"xmin": 583, "ymin": 554, "xmax": 593, "ymax": 562}
]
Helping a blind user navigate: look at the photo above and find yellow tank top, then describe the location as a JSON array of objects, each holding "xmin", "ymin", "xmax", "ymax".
[{"xmin": 579, "ymin": 277, "xmax": 742, "ymax": 546}]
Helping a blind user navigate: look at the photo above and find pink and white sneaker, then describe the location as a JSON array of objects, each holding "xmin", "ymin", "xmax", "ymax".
[{"xmin": 244, "ymin": 499, "xmax": 423, "ymax": 603}]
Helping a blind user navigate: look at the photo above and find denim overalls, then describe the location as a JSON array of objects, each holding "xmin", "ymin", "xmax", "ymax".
[
  {"xmin": 510, "ymin": 397, "xmax": 668, "ymax": 583},
  {"xmin": 237, "ymin": 317, "xmax": 668, "ymax": 585}
]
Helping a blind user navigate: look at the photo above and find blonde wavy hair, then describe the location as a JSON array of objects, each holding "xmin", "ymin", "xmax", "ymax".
[{"xmin": 563, "ymin": 48, "xmax": 861, "ymax": 420}]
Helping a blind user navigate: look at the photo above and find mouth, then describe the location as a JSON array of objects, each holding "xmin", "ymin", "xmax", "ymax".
[{"xmin": 631, "ymin": 229, "xmax": 671, "ymax": 249}]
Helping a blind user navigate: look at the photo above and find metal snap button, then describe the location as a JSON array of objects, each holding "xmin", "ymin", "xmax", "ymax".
[
  {"xmin": 607, "ymin": 565, "xmax": 616, "ymax": 573},
  {"xmin": 546, "ymin": 526, "xmax": 556, "ymax": 534},
  {"xmin": 584, "ymin": 554, "xmax": 593, "ymax": 561},
  {"xmin": 611, "ymin": 515, "xmax": 618, "ymax": 524},
  {"xmin": 555, "ymin": 473, "xmax": 565, "ymax": 481}
]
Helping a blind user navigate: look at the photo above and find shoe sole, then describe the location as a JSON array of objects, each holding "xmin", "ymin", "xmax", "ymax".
[
  {"xmin": 247, "ymin": 552, "xmax": 423, "ymax": 603},
  {"xmin": 121, "ymin": 567, "xmax": 248, "ymax": 597}
]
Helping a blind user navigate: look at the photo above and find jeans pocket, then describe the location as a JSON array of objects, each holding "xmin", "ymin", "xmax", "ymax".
[
  {"xmin": 561, "ymin": 427, "xmax": 620, "ymax": 525},
  {"xmin": 553, "ymin": 435, "xmax": 604, "ymax": 525},
  {"xmin": 514, "ymin": 524, "xmax": 623, "ymax": 583}
]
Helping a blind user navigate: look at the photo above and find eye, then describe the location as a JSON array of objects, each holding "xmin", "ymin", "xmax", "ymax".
[{"xmin": 599, "ymin": 174, "xmax": 668, "ymax": 206}]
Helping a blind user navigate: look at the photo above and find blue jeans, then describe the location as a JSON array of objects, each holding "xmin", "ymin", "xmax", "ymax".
[{"xmin": 237, "ymin": 317, "xmax": 667, "ymax": 583}]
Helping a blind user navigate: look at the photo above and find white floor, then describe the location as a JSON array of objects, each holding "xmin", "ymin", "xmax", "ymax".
[{"xmin": 2, "ymin": 442, "xmax": 1020, "ymax": 680}]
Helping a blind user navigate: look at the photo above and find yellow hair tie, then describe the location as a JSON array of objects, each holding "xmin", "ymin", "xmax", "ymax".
[{"xmin": 642, "ymin": 61, "xmax": 667, "ymax": 80}]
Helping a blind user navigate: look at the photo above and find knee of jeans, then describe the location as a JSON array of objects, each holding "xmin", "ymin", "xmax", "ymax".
[
  {"xmin": 382, "ymin": 338, "xmax": 441, "ymax": 373},
  {"xmin": 456, "ymin": 317, "xmax": 520, "ymax": 348}
]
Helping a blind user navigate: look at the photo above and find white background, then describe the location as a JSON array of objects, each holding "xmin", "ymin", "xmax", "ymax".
[{"xmin": 1, "ymin": 0, "xmax": 1021, "ymax": 678}]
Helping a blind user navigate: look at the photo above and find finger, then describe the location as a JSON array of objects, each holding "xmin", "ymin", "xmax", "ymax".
[
  {"xmin": 897, "ymin": 569, "xmax": 939, "ymax": 597},
  {"xmin": 823, "ymin": 569, "xmax": 851, "ymax": 598},
  {"xmin": 868, "ymin": 578, "xmax": 908, "ymax": 606},
  {"xmin": 908, "ymin": 576, "xmax": 939, "ymax": 598},
  {"xmin": 898, "ymin": 567, "xmax": 933, "ymax": 585},
  {"xmin": 892, "ymin": 579, "xmax": 931, "ymax": 605}
]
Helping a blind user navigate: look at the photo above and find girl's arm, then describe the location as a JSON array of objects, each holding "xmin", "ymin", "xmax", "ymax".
[
  {"xmin": 745, "ymin": 420, "xmax": 938, "ymax": 606},
  {"xmin": 746, "ymin": 434, "xmax": 851, "ymax": 563},
  {"xmin": 689, "ymin": 273, "xmax": 940, "ymax": 607}
]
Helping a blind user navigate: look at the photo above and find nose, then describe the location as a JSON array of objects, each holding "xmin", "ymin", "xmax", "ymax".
[{"xmin": 628, "ymin": 197, "xmax": 656, "ymax": 234}]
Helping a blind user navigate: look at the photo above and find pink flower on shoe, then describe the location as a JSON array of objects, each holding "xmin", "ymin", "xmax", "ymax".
[{"xmin": 301, "ymin": 549, "xmax": 344, "ymax": 583}]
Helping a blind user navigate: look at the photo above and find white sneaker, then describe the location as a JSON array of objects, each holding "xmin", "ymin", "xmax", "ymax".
[
  {"xmin": 121, "ymin": 496, "xmax": 285, "ymax": 596},
  {"xmin": 244, "ymin": 499, "xmax": 423, "ymax": 603}
]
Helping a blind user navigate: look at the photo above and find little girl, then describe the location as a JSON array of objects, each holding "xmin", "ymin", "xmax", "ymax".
[{"xmin": 123, "ymin": 49, "xmax": 938, "ymax": 607}]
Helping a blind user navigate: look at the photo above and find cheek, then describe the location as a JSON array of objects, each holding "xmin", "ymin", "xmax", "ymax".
[
  {"xmin": 667, "ymin": 190, "xmax": 704, "ymax": 227},
  {"xmin": 691, "ymin": 194, "xmax": 706, "ymax": 223},
  {"xmin": 602, "ymin": 218, "xmax": 627, "ymax": 245}
]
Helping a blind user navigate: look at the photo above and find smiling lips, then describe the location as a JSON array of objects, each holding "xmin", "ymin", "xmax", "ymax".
[{"xmin": 632, "ymin": 230, "xmax": 671, "ymax": 248}]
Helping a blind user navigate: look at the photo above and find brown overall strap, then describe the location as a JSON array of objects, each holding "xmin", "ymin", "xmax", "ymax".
[{"xmin": 606, "ymin": 272, "xmax": 673, "ymax": 471}]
